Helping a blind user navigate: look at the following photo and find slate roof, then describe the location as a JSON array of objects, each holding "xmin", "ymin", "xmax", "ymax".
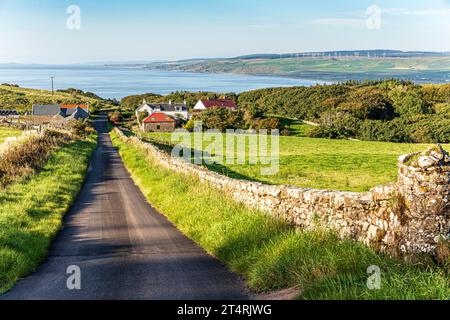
[
  {"xmin": 32, "ymin": 104, "xmax": 90, "ymax": 118},
  {"xmin": 0, "ymin": 110, "xmax": 19, "ymax": 116},
  {"xmin": 142, "ymin": 103, "xmax": 187, "ymax": 112},
  {"xmin": 32, "ymin": 105, "xmax": 61, "ymax": 116},
  {"xmin": 143, "ymin": 112, "xmax": 175, "ymax": 123},
  {"xmin": 67, "ymin": 107, "xmax": 89, "ymax": 120}
]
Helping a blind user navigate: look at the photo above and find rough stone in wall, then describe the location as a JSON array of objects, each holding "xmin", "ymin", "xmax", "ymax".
[
  {"xmin": 397, "ymin": 145, "xmax": 450, "ymax": 254},
  {"xmin": 114, "ymin": 128, "xmax": 450, "ymax": 257}
]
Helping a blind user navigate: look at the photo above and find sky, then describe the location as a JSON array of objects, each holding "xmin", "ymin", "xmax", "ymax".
[{"xmin": 0, "ymin": 0, "xmax": 450, "ymax": 64}]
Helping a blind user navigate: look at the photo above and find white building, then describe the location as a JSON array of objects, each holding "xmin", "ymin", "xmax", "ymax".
[{"xmin": 136, "ymin": 100, "xmax": 188, "ymax": 120}]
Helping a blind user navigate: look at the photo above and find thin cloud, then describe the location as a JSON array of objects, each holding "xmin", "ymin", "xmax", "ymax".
[
  {"xmin": 309, "ymin": 6, "xmax": 450, "ymax": 28},
  {"xmin": 309, "ymin": 18, "xmax": 365, "ymax": 27},
  {"xmin": 249, "ymin": 18, "xmax": 279, "ymax": 30},
  {"xmin": 249, "ymin": 24, "xmax": 279, "ymax": 30},
  {"xmin": 383, "ymin": 7, "xmax": 450, "ymax": 16}
]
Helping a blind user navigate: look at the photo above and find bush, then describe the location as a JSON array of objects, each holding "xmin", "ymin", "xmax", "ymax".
[
  {"xmin": 195, "ymin": 108, "xmax": 245, "ymax": 132},
  {"xmin": 388, "ymin": 85, "xmax": 432, "ymax": 116},
  {"xmin": 66, "ymin": 120, "xmax": 93, "ymax": 138},
  {"xmin": 309, "ymin": 112, "xmax": 360, "ymax": 139},
  {"xmin": 109, "ymin": 111, "xmax": 122, "ymax": 125},
  {"xmin": 251, "ymin": 117, "xmax": 281, "ymax": 133},
  {"xmin": 410, "ymin": 116, "xmax": 450, "ymax": 143},
  {"xmin": 184, "ymin": 119, "xmax": 195, "ymax": 132},
  {"xmin": 138, "ymin": 111, "xmax": 149, "ymax": 124},
  {"xmin": 0, "ymin": 131, "xmax": 72, "ymax": 187}
]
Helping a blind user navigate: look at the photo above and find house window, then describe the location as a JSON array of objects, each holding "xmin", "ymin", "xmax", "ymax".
[{"xmin": 156, "ymin": 125, "xmax": 161, "ymax": 130}]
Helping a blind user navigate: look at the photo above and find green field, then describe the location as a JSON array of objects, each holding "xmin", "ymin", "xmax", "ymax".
[
  {"xmin": 241, "ymin": 56, "xmax": 450, "ymax": 73},
  {"xmin": 139, "ymin": 132, "xmax": 439, "ymax": 192},
  {"xmin": 0, "ymin": 128, "xmax": 22, "ymax": 144},
  {"xmin": 147, "ymin": 56, "xmax": 450, "ymax": 82},
  {"xmin": 111, "ymin": 131, "xmax": 450, "ymax": 300},
  {"xmin": 0, "ymin": 135, "xmax": 97, "ymax": 293}
]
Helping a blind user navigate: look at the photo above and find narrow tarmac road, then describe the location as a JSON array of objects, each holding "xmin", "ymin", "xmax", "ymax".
[{"xmin": 2, "ymin": 116, "xmax": 248, "ymax": 300}]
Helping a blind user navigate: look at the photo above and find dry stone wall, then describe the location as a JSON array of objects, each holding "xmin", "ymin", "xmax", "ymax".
[{"xmin": 115, "ymin": 128, "xmax": 450, "ymax": 257}]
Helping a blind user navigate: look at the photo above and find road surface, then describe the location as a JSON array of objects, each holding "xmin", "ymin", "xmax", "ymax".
[{"xmin": 2, "ymin": 115, "xmax": 248, "ymax": 300}]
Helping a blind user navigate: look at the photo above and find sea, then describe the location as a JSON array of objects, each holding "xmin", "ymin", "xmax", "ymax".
[{"xmin": 0, "ymin": 64, "xmax": 327, "ymax": 100}]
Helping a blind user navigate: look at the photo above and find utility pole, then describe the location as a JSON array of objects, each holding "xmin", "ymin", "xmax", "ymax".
[{"xmin": 50, "ymin": 76, "xmax": 55, "ymax": 96}]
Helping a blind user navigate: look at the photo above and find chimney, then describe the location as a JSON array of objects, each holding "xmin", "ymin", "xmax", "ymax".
[
  {"xmin": 143, "ymin": 98, "xmax": 147, "ymax": 104},
  {"xmin": 183, "ymin": 99, "xmax": 187, "ymax": 106},
  {"xmin": 169, "ymin": 100, "xmax": 172, "ymax": 105}
]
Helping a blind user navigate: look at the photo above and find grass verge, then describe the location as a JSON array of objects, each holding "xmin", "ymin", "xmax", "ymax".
[
  {"xmin": 0, "ymin": 135, "xmax": 97, "ymax": 294},
  {"xmin": 111, "ymin": 131, "xmax": 449, "ymax": 300}
]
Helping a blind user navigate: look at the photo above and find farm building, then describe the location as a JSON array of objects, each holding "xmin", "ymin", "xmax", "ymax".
[
  {"xmin": 142, "ymin": 112, "xmax": 176, "ymax": 132},
  {"xmin": 61, "ymin": 104, "xmax": 90, "ymax": 114},
  {"xmin": 136, "ymin": 100, "xmax": 188, "ymax": 120},
  {"xmin": 193, "ymin": 99, "xmax": 238, "ymax": 111},
  {"xmin": 32, "ymin": 104, "xmax": 89, "ymax": 123},
  {"xmin": 0, "ymin": 110, "xmax": 20, "ymax": 119}
]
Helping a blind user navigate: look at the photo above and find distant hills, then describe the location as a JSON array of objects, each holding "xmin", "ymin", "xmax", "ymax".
[
  {"xmin": 127, "ymin": 50, "xmax": 450, "ymax": 84},
  {"xmin": 2, "ymin": 50, "xmax": 449, "ymax": 84},
  {"xmin": 232, "ymin": 50, "xmax": 450, "ymax": 60}
]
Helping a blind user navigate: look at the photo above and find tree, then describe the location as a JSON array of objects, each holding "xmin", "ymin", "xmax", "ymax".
[
  {"xmin": 195, "ymin": 108, "xmax": 245, "ymax": 132},
  {"xmin": 389, "ymin": 85, "xmax": 431, "ymax": 116},
  {"xmin": 109, "ymin": 111, "xmax": 122, "ymax": 125},
  {"xmin": 138, "ymin": 111, "xmax": 149, "ymax": 124}
]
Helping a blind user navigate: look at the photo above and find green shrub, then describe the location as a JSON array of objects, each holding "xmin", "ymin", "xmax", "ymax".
[
  {"xmin": 0, "ymin": 131, "xmax": 73, "ymax": 187},
  {"xmin": 108, "ymin": 111, "xmax": 122, "ymax": 125},
  {"xmin": 195, "ymin": 108, "xmax": 246, "ymax": 131},
  {"xmin": 251, "ymin": 117, "xmax": 281, "ymax": 132}
]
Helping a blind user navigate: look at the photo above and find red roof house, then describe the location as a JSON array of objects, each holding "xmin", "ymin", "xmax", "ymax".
[
  {"xmin": 143, "ymin": 112, "xmax": 176, "ymax": 123},
  {"xmin": 142, "ymin": 112, "xmax": 176, "ymax": 132},
  {"xmin": 194, "ymin": 99, "xmax": 238, "ymax": 111}
]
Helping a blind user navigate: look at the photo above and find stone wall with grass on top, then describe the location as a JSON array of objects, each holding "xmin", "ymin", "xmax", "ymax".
[
  {"xmin": 114, "ymin": 128, "xmax": 450, "ymax": 257},
  {"xmin": 0, "ymin": 129, "xmax": 74, "ymax": 187},
  {"xmin": 0, "ymin": 130, "xmax": 39, "ymax": 157}
]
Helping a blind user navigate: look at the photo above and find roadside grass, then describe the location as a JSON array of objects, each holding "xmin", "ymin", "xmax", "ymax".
[
  {"xmin": 0, "ymin": 127, "xmax": 22, "ymax": 144},
  {"xmin": 111, "ymin": 131, "xmax": 450, "ymax": 300},
  {"xmin": 139, "ymin": 132, "xmax": 442, "ymax": 192},
  {"xmin": 0, "ymin": 135, "xmax": 97, "ymax": 294}
]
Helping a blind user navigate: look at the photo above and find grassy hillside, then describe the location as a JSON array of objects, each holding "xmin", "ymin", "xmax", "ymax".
[
  {"xmin": 111, "ymin": 131, "xmax": 450, "ymax": 300},
  {"xmin": 146, "ymin": 56, "xmax": 450, "ymax": 82},
  {"xmin": 0, "ymin": 84, "xmax": 114, "ymax": 113},
  {"xmin": 139, "ymin": 132, "xmax": 444, "ymax": 192}
]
